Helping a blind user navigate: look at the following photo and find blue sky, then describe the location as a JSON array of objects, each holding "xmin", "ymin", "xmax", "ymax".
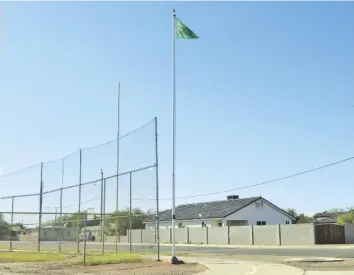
[{"xmin": 0, "ymin": 2, "xmax": 353, "ymax": 223}]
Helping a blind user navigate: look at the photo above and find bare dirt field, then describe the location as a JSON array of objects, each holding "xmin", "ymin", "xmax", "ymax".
[{"xmin": 0, "ymin": 261, "xmax": 208, "ymax": 275}]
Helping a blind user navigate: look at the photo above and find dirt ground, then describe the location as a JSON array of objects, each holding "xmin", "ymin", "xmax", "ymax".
[{"xmin": 0, "ymin": 261, "xmax": 208, "ymax": 275}]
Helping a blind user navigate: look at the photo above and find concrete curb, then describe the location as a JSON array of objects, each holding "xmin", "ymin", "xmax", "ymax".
[{"xmin": 283, "ymin": 257, "xmax": 344, "ymax": 263}]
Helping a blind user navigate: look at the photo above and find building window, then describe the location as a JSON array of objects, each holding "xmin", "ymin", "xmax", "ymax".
[
  {"xmin": 256, "ymin": 221, "xmax": 266, "ymax": 226},
  {"xmin": 202, "ymin": 222, "xmax": 206, "ymax": 227},
  {"xmin": 262, "ymin": 221, "xmax": 266, "ymax": 225},
  {"xmin": 178, "ymin": 223, "xmax": 183, "ymax": 228},
  {"xmin": 286, "ymin": 221, "xmax": 290, "ymax": 224},
  {"xmin": 256, "ymin": 201, "xmax": 264, "ymax": 209},
  {"xmin": 218, "ymin": 222, "xmax": 222, "ymax": 227}
]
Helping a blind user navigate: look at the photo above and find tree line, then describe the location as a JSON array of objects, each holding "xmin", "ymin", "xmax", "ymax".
[
  {"xmin": 286, "ymin": 207, "xmax": 354, "ymax": 224},
  {"xmin": 2, "ymin": 206, "xmax": 354, "ymax": 237},
  {"xmin": 42, "ymin": 207, "xmax": 155, "ymax": 235}
]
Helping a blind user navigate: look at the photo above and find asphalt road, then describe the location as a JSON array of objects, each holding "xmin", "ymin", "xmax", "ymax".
[{"xmin": 2, "ymin": 241, "xmax": 354, "ymax": 258}]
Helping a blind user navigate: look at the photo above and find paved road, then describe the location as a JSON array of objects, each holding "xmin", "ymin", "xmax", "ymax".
[
  {"xmin": 2, "ymin": 241, "xmax": 354, "ymax": 258},
  {"xmin": 146, "ymin": 255, "xmax": 305, "ymax": 275}
]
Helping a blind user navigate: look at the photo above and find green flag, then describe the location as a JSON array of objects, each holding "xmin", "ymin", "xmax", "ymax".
[{"xmin": 176, "ymin": 18, "xmax": 199, "ymax": 39}]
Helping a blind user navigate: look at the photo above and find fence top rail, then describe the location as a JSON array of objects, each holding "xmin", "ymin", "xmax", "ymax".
[
  {"xmin": 0, "ymin": 163, "xmax": 157, "ymax": 200},
  {"xmin": 0, "ymin": 211, "xmax": 155, "ymax": 217},
  {"xmin": 0, "ymin": 118, "xmax": 155, "ymax": 179}
]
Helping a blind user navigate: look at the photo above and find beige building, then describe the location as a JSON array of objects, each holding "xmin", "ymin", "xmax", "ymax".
[{"xmin": 19, "ymin": 227, "xmax": 79, "ymax": 242}]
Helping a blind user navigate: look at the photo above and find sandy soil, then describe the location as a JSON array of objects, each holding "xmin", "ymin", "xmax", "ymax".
[{"xmin": 0, "ymin": 261, "xmax": 208, "ymax": 275}]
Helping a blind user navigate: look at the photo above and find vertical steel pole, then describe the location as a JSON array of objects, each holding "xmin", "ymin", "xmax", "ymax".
[
  {"xmin": 77, "ymin": 149, "xmax": 82, "ymax": 253},
  {"xmin": 115, "ymin": 82, "xmax": 121, "ymax": 253},
  {"xmin": 154, "ymin": 117, "xmax": 160, "ymax": 261},
  {"xmin": 100, "ymin": 169, "xmax": 103, "ymax": 251},
  {"xmin": 83, "ymin": 213, "xmax": 87, "ymax": 266},
  {"xmin": 102, "ymin": 179, "xmax": 106, "ymax": 254},
  {"xmin": 38, "ymin": 162, "xmax": 43, "ymax": 252},
  {"xmin": 171, "ymin": 8, "xmax": 177, "ymax": 260},
  {"xmin": 10, "ymin": 197, "xmax": 14, "ymax": 252},
  {"xmin": 129, "ymin": 172, "xmax": 132, "ymax": 253},
  {"xmin": 59, "ymin": 159, "xmax": 64, "ymax": 253}
]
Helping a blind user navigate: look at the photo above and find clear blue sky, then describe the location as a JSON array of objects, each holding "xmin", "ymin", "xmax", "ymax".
[{"xmin": 1, "ymin": 2, "xmax": 353, "ymax": 223}]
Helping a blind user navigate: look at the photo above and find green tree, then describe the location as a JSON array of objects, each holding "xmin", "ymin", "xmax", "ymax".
[
  {"xmin": 327, "ymin": 208, "xmax": 346, "ymax": 213},
  {"xmin": 286, "ymin": 208, "xmax": 297, "ymax": 218},
  {"xmin": 337, "ymin": 212, "xmax": 354, "ymax": 225},
  {"xmin": 106, "ymin": 208, "xmax": 154, "ymax": 235},
  {"xmin": 0, "ymin": 214, "xmax": 9, "ymax": 236},
  {"xmin": 285, "ymin": 208, "xmax": 313, "ymax": 224},
  {"xmin": 42, "ymin": 211, "xmax": 101, "ymax": 228},
  {"xmin": 297, "ymin": 213, "xmax": 313, "ymax": 223}
]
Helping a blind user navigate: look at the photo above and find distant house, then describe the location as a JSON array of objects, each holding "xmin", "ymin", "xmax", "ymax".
[
  {"xmin": 145, "ymin": 195, "xmax": 296, "ymax": 229},
  {"xmin": 313, "ymin": 211, "xmax": 350, "ymax": 225}
]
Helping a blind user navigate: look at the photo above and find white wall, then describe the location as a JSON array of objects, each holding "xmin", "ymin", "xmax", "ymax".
[{"xmin": 224, "ymin": 199, "xmax": 293, "ymax": 226}]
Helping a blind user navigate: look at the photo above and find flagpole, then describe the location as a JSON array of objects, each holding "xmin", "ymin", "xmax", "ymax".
[{"xmin": 171, "ymin": 8, "xmax": 178, "ymax": 263}]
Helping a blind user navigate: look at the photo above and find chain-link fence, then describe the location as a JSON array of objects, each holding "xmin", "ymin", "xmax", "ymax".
[{"xmin": 0, "ymin": 117, "xmax": 161, "ymax": 260}]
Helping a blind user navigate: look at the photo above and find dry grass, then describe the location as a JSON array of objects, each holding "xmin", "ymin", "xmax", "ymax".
[
  {"xmin": 0, "ymin": 251, "xmax": 65, "ymax": 263},
  {"xmin": 78, "ymin": 252, "xmax": 144, "ymax": 266}
]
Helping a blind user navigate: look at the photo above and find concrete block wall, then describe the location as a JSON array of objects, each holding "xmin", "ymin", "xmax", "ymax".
[
  {"xmin": 129, "ymin": 229, "xmax": 142, "ymax": 243},
  {"xmin": 142, "ymin": 229, "xmax": 155, "ymax": 244},
  {"xmin": 175, "ymin": 228, "xmax": 189, "ymax": 244},
  {"xmin": 189, "ymin": 227, "xmax": 208, "ymax": 244},
  {"xmin": 229, "ymin": 226, "xmax": 253, "ymax": 245},
  {"xmin": 345, "ymin": 224, "xmax": 354, "ymax": 244},
  {"xmin": 253, "ymin": 225, "xmax": 280, "ymax": 246},
  {"xmin": 159, "ymin": 228, "xmax": 171, "ymax": 243},
  {"xmin": 105, "ymin": 236, "xmax": 116, "ymax": 243},
  {"xmin": 208, "ymin": 227, "xmax": 229, "ymax": 245},
  {"xmin": 119, "ymin": 235, "xmax": 128, "ymax": 243},
  {"xmin": 126, "ymin": 223, "xmax": 334, "ymax": 246},
  {"xmin": 280, "ymin": 224, "xmax": 315, "ymax": 245}
]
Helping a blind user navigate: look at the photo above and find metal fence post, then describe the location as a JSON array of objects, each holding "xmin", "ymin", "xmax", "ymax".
[
  {"xmin": 77, "ymin": 149, "xmax": 82, "ymax": 253},
  {"xmin": 129, "ymin": 172, "xmax": 132, "ymax": 253},
  {"xmin": 38, "ymin": 162, "xmax": 43, "ymax": 252},
  {"xmin": 59, "ymin": 159, "xmax": 64, "ymax": 253},
  {"xmin": 102, "ymin": 178, "xmax": 106, "ymax": 255},
  {"xmin": 10, "ymin": 196, "xmax": 14, "ymax": 252},
  {"xmin": 83, "ymin": 213, "xmax": 87, "ymax": 266},
  {"xmin": 100, "ymin": 169, "xmax": 104, "ymax": 253},
  {"xmin": 154, "ymin": 117, "xmax": 160, "ymax": 261}
]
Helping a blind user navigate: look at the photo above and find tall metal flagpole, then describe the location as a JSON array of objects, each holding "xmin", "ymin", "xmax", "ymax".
[
  {"xmin": 115, "ymin": 82, "xmax": 121, "ymax": 253},
  {"xmin": 171, "ymin": 8, "xmax": 177, "ymax": 262}
]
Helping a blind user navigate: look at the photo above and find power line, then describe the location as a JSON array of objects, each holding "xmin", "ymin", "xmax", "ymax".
[
  {"xmin": 97, "ymin": 156, "xmax": 354, "ymax": 202},
  {"xmin": 2, "ymin": 155, "xmax": 353, "ymax": 206},
  {"xmin": 169, "ymin": 156, "xmax": 354, "ymax": 200}
]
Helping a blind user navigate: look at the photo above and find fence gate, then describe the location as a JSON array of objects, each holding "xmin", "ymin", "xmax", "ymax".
[{"xmin": 315, "ymin": 224, "xmax": 345, "ymax": 244}]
